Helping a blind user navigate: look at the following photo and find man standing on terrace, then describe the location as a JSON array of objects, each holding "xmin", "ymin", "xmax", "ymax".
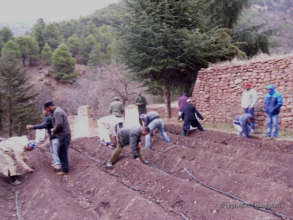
[
  {"xmin": 241, "ymin": 83, "xmax": 258, "ymax": 132},
  {"xmin": 264, "ymin": 85, "xmax": 283, "ymax": 138}
]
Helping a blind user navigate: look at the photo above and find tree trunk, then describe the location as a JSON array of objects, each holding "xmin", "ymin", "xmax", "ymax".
[
  {"xmin": 164, "ymin": 83, "xmax": 171, "ymax": 118},
  {"xmin": 8, "ymin": 99, "xmax": 12, "ymax": 137}
]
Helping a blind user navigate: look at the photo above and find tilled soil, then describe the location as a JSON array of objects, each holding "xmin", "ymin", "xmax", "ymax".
[{"xmin": 1, "ymin": 125, "xmax": 293, "ymax": 220}]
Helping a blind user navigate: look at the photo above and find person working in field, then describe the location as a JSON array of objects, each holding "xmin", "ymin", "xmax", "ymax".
[
  {"xmin": 181, "ymin": 99, "xmax": 204, "ymax": 136},
  {"xmin": 140, "ymin": 111, "xmax": 170, "ymax": 149},
  {"xmin": 233, "ymin": 113, "xmax": 254, "ymax": 138},
  {"xmin": 106, "ymin": 126, "xmax": 150, "ymax": 167}
]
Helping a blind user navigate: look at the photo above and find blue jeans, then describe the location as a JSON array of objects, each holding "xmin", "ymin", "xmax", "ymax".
[
  {"xmin": 145, "ymin": 119, "xmax": 170, "ymax": 149},
  {"xmin": 244, "ymin": 107, "xmax": 255, "ymax": 130},
  {"xmin": 266, "ymin": 114, "xmax": 279, "ymax": 137},
  {"xmin": 50, "ymin": 138, "xmax": 61, "ymax": 165}
]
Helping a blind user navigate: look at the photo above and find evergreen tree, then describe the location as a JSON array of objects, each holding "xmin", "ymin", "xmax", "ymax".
[
  {"xmin": 15, "ymin": 36, "xmax": 40, "ymax": 66},
  {"xmin": 120, "ymin": 0, "xmax": 239, "ymax": 117},
  {"xmin": 80, "ymin": 34, "xmax": 97, "ymax": 64},
  {"xmin": 41, "ymin": 43, "xmax": 53, "ymax": 65},
  {"xmin": 1, "ymin": 40, "xmax": 22, "ymax": 61},
  {"xmin": 0, "ymin": 57, "xmax": 40, "ymax": 136},
  {"xmin": 32, "ymin": 18, "xmax": 46, "ymax": 51},
  {"xmin": 67, "ymin": 34, "xmax": 80, "ymax": 57},
  {"xmin": 87, "ymin": 43, "xmax": 102, "ymax": 68},
  {"xmin": 43, "ymin": 23, "xmax": 63, "ymax": 49},
  {"xmin": 51, "ymin": 43, "xmax": 77, "ymax": 83},
  {"xmin": 205, "ymin": 0, "xmax": 270, "ymax": 57},
  {"xmin": 0, "ymin": 27, "xmax": 13, "ymax": 43}
]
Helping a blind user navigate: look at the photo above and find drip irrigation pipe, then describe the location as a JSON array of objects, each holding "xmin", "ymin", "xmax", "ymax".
[
  {"xmin": 71, "ymin": 146, "xmax": 189, "ymax": 220},
  {"xmin": 184, "ymin": 168, "xmax": 292, "ymax": 220}
]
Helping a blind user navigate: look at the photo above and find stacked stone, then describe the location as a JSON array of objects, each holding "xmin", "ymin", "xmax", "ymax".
[{"xmin": 192, "ymin": 56, "xmax": 293, "ymax": 131}]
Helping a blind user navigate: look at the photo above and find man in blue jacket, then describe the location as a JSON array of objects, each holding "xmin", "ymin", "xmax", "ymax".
[
  {"xmin": 264, "ymin": 85, "xmax": 283, "ymax": 138},
  {"xmin": 233, "ymin": 113, "xmax": 254, "ymax": 138}
]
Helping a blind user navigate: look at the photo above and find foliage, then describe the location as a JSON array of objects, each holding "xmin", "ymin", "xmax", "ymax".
[
  {"xmin": 1, "ymin": 40, "xmax": 22, "ymax": 61},
  {"xmin": 0, "ymin": 57, "xmax": 40, "ymax": 136},
  {"xmin": 15, "ymin": 36, "xmax": 40, "ymax": 66},
  {"xmin": 51, "ymin": 43, "xmax": 77, "ymax": 83},
  {"xmin": 41, "ymin": 43, "xmax": 53, "ymax": 65},
  {"xmin": 43, "ymin": 23, "xmax": 63, "ymax": 50},
  {"xmin": 120, "ymin": 0, "xmax": 239, "ymax": 117},
  {"xmin": 31, "ymin": 18, "xmax": 46, "ymax": 51},
  {"xmin": 67, "ymin": 34, "xmax": 80, "ymax": 57}
]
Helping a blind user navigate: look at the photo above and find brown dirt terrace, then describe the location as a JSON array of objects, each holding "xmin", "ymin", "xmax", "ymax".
[{"xmin": 1, "ymin": 125, "xmax": 293, "ymax": 220}]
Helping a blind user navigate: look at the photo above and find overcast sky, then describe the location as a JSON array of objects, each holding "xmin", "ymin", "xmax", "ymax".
[{"xmin": 0, "ymin": 0, "xmax": 120, "ymax": 24}]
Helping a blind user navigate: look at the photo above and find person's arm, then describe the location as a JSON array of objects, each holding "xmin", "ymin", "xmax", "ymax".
[
  {"xmin": 264, "ymin": 95, "xmax": 270, "ymax": 114},
  {"xmin": 272, "ymin": 93, "xmax": 283, "ymax": 113},
  {"xmin": 195, "ymin": 108, "xmax": 204, "ymax": 120},
  {"xmin": 33, "ymin": 117, "xmax": 51, "ymax": 129},
  {"xmin": 52, "ymin": 112, "xmax": 63, "ymax": 135}
]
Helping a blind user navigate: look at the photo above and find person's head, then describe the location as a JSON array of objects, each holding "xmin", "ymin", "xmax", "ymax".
[
  {"xmin": 114, "ymin": 96, "xmax": 120, "ymax": 101},
  {"xmin": 138, "ymin": 92, "xmax": 141, "ymax": 96},
  {"xmin": 141, "ymin": 127, "xmax": 150, "ymax": 136},
  {"xmin": 43, "ymin": 108, "xmax": 51, "ymax": 116},
  {"xmin": 266, "ymin": 85, "xmax": 275, "ymax": 95},
  {"xmin": 25, "ymin": 140, "xmax": 37, "ymax": 151},
  {"xmin": 186, "ymin": 98, "xmax": 192, "ymax": 104},
  {"xmin": 245, "ymin": 83, "xmax": 252, "ymax": 91},
  {"xmin": 248, "ymin": 115, "xmax": 255, "ymax": 124},
  {"xmin": 44, "ymin": 101, "xmax": 55, "ymax": 113}
]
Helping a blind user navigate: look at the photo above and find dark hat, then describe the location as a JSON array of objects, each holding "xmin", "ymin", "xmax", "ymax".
[{"xmin": 44, "ymin": 101, "xmax": 54, "ymax": 109}]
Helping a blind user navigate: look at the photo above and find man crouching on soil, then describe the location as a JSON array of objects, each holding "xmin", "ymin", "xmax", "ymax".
[
  {"xmin": 233, "ymin": 113, "xmax": 254, "ymax": 138},
  {"xmin": 106, "ymin": 126, "xmax": 150, "ymax": 167},
  {"xmin": 44, "ymin": 101, "xmax": 71, "ymax": 176},
  {"xmin": 0, "ymin": 136, "xmax": 36, "ymax": 185}
]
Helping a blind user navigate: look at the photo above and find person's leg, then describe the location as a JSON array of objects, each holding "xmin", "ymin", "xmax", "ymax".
[
  {"xmin": 266, "ymin": 114, "xmax": 273, "ymax": 137},
  {"xmin": 58, "ymin": 135, "xmax": 70, "ymax": 173},
  {"xmin": 158, "ymin": 120, "xmax": 170, "ymax": 143},
  {"xmin": 145, "ymin": 134, "xmax": 151, "ymax": 149},
  {"xmin": 109, "ymin": 145, "xmax": 123, "ymax": 164},
  {"xmin": 234, "ymin": 123, "xmax": 243, "ymax": 136},
  {"xmin": 249, "ymin": 108, "xmax": 255, "ymax": 130},
  {"xmin": 272, "ymin": 114, "xmax": 279, "ymax": 138},
  {"xmin": 51, "ymin": 138, "xmax": 61, "ymax": 166}
]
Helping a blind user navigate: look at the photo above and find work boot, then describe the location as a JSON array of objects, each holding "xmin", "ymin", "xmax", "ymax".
[
  {"xmin": 105, "ymin": 162, "xmax": 113, "ymax": 168},
  {"xmin": 57, "ymin": 171, "xmax": 67, "ymax": 176},
  {"xmin": 52, "ymin": 164, "xmax": 62, "ymax": 171},
  {"xmin": 11, "ymin": 180, "xmax": 22, "ymax": 185}
]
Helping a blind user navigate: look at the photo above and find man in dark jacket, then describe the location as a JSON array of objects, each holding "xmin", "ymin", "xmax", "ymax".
[
  {"xmin": 106, "ymin": 126, "xmax": 150, "ymax": 167},
  {"xmin": 136, "ymin": 93, "xmax": 148, "ymax": 116},
  {"xmin": 45, "ymin": 101, "xmax": 71, "ymax": 175},
  {"xmin": 264, "ymin": 85, "xmax": 283, "ymax": 138},
  {"xmin": 181, "ymin": 99, "xmax": 204, "ymax": 136},
  {"xmin": 26, "ymin": 109, "xmax": 61, "ymax": 170}
]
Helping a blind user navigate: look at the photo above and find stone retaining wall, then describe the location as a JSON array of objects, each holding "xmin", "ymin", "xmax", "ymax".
[{"xmin": 192, "ymin": 56, "xmax": 293, "ymax": 131}]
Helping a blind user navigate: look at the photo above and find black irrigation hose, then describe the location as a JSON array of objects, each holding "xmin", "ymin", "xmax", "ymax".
[
  {"xmin": 184, "ymin": 168, "xmax": 293, "ymax": 220},
  {"xmin": 71, "ymin": 146, "xmax": 189, "ymax": 220},
  {"xmin": 10, "ymin": 186, "xmax": 22, "ymax": 220}
]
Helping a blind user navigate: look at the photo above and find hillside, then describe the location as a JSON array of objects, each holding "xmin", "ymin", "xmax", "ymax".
[{"xmin": 238, "ymin": 0, "xmax": 293, "ymax": 53}]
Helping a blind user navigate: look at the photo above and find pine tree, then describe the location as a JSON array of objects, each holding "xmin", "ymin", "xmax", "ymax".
[
  {"xmin": 32, "ymin": 18, "xmax": 46, "ymax": 51},
  {"xmin": 15, "ymin": 36, "xmax": 40, "ymax": 66},
  {"xmin": 41, "ymin": 43, "xmax": 53, "ymax": 65},
  {"xmin": 80, "ymin": 34, "xmax": 97, "ymax": 64},
  {"xmin": 0, "ymin": 57, "xmax": 40, "ymax": 136},
  {"xmin": 67, "ymin": 34, "xmax": 81, "ymax": 58},
  {"xmin": 120, "ymin": 0, "xmax": 239, "ymax": 117},
  {"xmin": 51, "ymin": 43, "xmax": 77, "ymax": 83},
  {"xmin": 1, "ymin": 40, "xmax": 22, "ymax": 61},
  {"xmin": 87, "ymin": 43, "xmax": 102, "ymax": 68},
  {"xmin": 43, "ymin": 23, "xmax": 63, "ymax": 50}
]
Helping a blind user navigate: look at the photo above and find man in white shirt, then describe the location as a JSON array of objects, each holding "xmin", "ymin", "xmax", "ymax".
[{"xmin": 241, "ymin": 83, "xmax": 257, "ymax": 131}]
